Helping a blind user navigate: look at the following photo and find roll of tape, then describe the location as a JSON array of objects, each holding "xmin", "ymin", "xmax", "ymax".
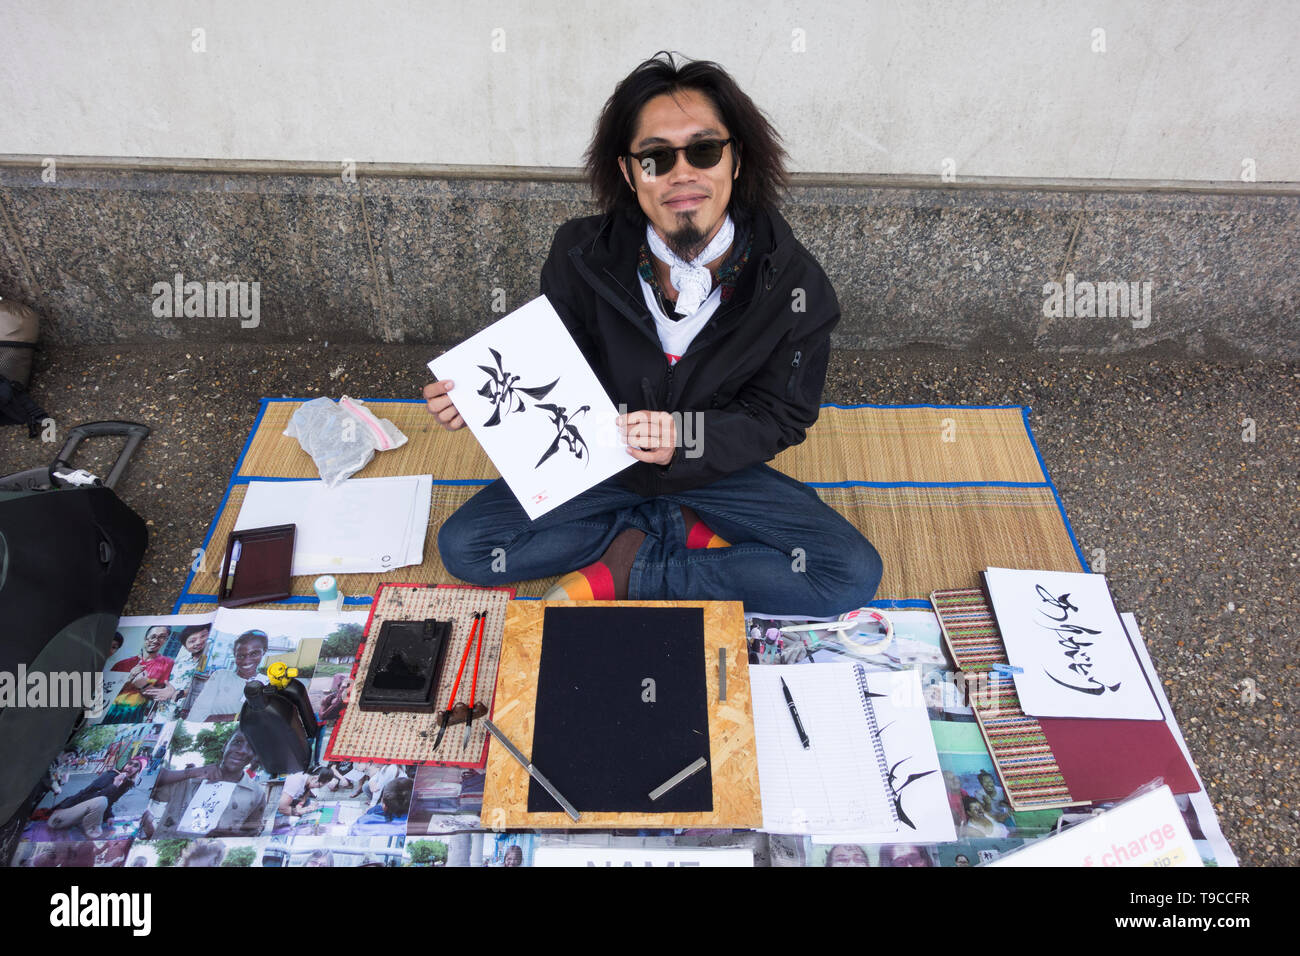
[
  {"xmin": 837, "ymin": 607, "xmax": 893, "ymax": 652},
  {"xmin": 314, "ymin": 575, "xmax": 338, "ymax": 603}
]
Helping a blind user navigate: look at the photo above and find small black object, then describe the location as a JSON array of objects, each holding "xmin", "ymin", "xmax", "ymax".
[
  {"xmin": 358, "ymin": 618, "xmax": 452, "ymax": 713},
  {"xmin": 239, "ymin": 678, "xmax": 320, "ymax": 777}
]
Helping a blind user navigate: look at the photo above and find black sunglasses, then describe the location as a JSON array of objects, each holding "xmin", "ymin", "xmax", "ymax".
[{"xmin": 629, "ymin": 138, "xmax": 735, "ymax": 178}]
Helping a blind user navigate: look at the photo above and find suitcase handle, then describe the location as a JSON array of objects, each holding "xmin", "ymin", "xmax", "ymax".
[{"xmin": 53, "ymin": 421, "xmax": 151, "ymax": 490}]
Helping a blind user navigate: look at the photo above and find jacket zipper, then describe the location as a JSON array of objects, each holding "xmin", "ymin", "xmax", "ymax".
[{"xmin": 786, "ymin": 349, "xmax": 802, "ymax": 399}]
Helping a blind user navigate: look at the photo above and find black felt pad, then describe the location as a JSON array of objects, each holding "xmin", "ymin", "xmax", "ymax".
[{"xmin": 527, "ymin": 606, "xmax": 712, "ymax": 813}]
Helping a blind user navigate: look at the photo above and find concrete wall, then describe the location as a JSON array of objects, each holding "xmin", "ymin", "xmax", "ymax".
[
  {"xmin": 2, "ymin": 166, "xmax": 1294, "ymax": 359},
  {"xmin": 2, "ymin": 0, "xmax": 1297, "ymax": 182}
]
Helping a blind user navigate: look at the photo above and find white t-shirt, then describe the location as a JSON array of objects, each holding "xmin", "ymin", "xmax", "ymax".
[
  {"xmin": 639, "ymin": 275, "xmax": 722, "ymax": 366},
  {"xmin": 282, "ymin": 772, "xmax": 311, "ymax": 803}
]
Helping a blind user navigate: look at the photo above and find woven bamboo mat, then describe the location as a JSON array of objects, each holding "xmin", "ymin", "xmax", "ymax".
[
  {"xmin": 234, "ymin": 400, "xmax": 1049, "ymax": 485},
  {"xmin": 175, "ymin": 399, "xmax": 1084, "ymax": 609}
]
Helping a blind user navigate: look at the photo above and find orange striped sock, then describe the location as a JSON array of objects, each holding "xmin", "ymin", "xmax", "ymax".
[
  {"xmin": 680, "ymin": 506, "xmax": 729, "ymax": 549},
  {"xmin": 543, "ymin": 529, "xmax": 645, "ymax": 601}
]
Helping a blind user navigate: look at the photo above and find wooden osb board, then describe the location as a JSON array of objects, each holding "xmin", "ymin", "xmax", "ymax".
[
  {"xmin": 481, "ymin": 600, "xmax": 761, "ymax": 830},
  {"xmin": 326, "ymin": 584, "xmax": 512, "ymax": 767}
]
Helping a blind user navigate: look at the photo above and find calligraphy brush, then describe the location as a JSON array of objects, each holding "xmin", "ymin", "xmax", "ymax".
[
  {"xmin": 463, "ymin": 611, "xmax": 487, "ymax": 750},
  {"xmin": 432, "ymin": 612, "xmax": 481, "ymax": 750}
]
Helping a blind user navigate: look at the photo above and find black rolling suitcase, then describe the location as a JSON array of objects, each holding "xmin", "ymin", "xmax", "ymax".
[{"xmin": 0, "ymin": 422, "xmax": 150, "ymax": 822}]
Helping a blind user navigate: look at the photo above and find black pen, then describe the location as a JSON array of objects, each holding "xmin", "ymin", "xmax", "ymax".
[{"xmin": 780, "ymin": 676, "xmax": 811, "ymax": 749}]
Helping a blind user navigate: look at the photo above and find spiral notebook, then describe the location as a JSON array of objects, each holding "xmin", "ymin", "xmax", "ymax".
[{"xmin": 751, "ymin": 664, "xmax": 900, "ymax": 835}]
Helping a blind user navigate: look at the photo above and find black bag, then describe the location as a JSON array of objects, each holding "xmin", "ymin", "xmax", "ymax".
[{"xmin": 0, "ymin": 422, "xmax": 149, "ymax": 822}]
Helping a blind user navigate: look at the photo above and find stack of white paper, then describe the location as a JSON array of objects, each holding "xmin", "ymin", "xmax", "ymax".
[{"xmin": 233, "ymin": 475, "xmax": 432, "ymax": 576}]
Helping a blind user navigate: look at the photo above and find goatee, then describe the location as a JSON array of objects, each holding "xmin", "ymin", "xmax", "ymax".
[{"xmin": 664, "ymin": 216, "xmax": 709, "ymax": 263}]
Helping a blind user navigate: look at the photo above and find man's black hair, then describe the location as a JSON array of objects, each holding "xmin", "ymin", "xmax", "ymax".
[
  {"xmin": 234, "ymin": 629, "xmax": 269, "ymax": 651},
  {"xmin": 179, "ymin": 624, "xmax": 210, "ymax": 642},
  {"xmin": 584, "ymin": 51, "xmax": 789, "ymax": 226}
]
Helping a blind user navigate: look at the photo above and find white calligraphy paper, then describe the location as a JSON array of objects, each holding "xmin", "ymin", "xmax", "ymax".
[
  {"xmin": 427, "ymin": 295, "xmax": 632, "ymax": 520},
  {"xmin": 984, "ymin": 567, "xmax": 1162, "ymax": 721}
]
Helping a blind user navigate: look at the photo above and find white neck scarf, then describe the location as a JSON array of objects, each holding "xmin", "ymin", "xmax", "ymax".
[{"xmin": 645, "ymin": 214, "xmax": 735, "ymax": 316}]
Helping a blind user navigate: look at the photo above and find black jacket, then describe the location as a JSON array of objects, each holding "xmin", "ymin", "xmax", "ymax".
[
  {"xmin": 539, "ymin": 205, "xmax": 840, "ymax": 497},
  {"xmin": 53, "ymin": 770, "xmax": 132, "ymax": 814}
]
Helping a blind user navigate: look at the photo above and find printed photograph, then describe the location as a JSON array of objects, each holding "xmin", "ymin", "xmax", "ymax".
[
  {"xmin": 266, "ymin": 761, "xmax": 415, "ymax": 836},
  {"xmin": 126, "ymin": 837, "xmax": 268, "ymax": 867},
  {"xmin": 767, "ymin": 833, "xmax": 808, "ymax": 867},
  {"xmin": 482, "ymin": 832, "xmax": 534, "ymax": 867},
  {"xmin": 808, "ymin": 842, "xmax": 940, "ymax": 867},
  {"xmin": 308, "ymin": 673, "xmax": 354, "ymax": 724},
  {"xmin": 97, "ymin": 615, "xmax": 214, "ymax": 725},
  {"xmin": 264, "ymin": 833, "xmax": 409, "ymax": 867},
  {"xmin": 12, "ymin": 839, "xmax": 133, "ymax": 868},
  {"xmin": 408, "ymin": 765, "xmax": 484, "ymax": 835},
  {"xmin": 141, "ymin": 721, "xmax": 271, "ymax": 839},
  {"xmin": 940, "ymin": 752, "xmax": 1017, "ymax": 840},
  {"xmin": 24, "ymin": 722, "xmax": 171, "ymax": 842},
  {"xmin": 181, "ymin": 608, "xmax": 362, "ymax": 723},
  {"xmin": 935, "ymin": 839, "xmax": 1025, "ymax": 867},
  {"xmin": 406, "ymin": 833, "xmax": 478, "ymax": 867}
]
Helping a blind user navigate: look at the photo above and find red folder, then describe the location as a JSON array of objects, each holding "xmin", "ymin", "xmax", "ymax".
[{"xmin": 1039, "ymin": 715, "xmax": 1200, "ymax": 802}]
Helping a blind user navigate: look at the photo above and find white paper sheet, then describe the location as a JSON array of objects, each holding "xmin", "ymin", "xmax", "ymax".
[
  {"xmin": 180, "ymin": 780, "xmax": 237, "ymax": 835},
  {"xmin": 985, "ymin": 567, "xmax": 1162, "ymax": 721},
  {"xmin": 427, "ymin": 295, "xmax": 633, "ymax": 519},
  {"xmin": 1121, "ymin": 613, "xmax": 1238, "ymax": 866},
  {"xmin": 989, "ymin": 785, "xmax": 1202, "ymax": 867},
  {"xmin": 232, "ymin": 475, "xmax": 431, "ymax": 576}
]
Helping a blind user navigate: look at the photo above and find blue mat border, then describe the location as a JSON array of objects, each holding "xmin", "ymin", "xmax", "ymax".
[{"xmin": 172, "ymin": 399, "xmax": 1089, "ymax": 613}]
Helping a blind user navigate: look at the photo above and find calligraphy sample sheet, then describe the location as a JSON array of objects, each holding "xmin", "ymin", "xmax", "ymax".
[
  {"xmin": 427, "ymin": 295, "xmax": 632, "ymax": 520},
  {"xmin": 180, "ymin": 780, "xmax": 236, "ymax": 835},
  {"xmin": 984, "ymin": 567, "xmax": 1162, "ymax": 721}
]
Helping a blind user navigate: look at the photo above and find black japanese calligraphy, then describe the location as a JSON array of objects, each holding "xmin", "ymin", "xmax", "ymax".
[
  {"xmin": 475, "ymin": 348, "xmax": 558, "ymax": 427},
  {"xmin": 1035, "ymin": 585, "xmax": 1122, "ymax": 696}
]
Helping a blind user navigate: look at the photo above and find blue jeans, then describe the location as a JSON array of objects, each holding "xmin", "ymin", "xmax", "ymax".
[{"xmin": 437, "ymin": 464, "xmax": 883, "ymax": 617}]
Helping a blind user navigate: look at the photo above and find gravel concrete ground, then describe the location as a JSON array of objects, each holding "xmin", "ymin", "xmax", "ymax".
[{"xmin": 1, "ymin": 341, "xmax": 1294, "ymax": 866}]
